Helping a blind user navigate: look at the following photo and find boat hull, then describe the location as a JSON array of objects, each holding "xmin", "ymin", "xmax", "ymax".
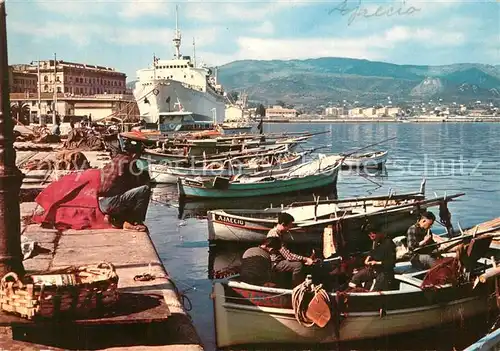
[
  {"xmin": 178, "ymin": 166, "xmax": 339, "ymax": 199},
  {"xmin": 207, "ymin": 207, "xmax": 420, "ymax": 244},
  {"xmin": 213, "ymin": 280, "xmax": 494, "ymax": 348},
  {"xmin": 342, "ymin": 151, "xmax": 388, "ymax": 169},
  {"xmin": 149, "ymin": 153, "xmax": 306, "ymax": 184}
]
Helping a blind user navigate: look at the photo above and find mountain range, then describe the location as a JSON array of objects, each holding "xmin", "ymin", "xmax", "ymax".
[
  {"xmin": 126, "ymin": 57, "xmax": 500, "ymax": 110},
  {"xmin": 216, "ymin": 58, "xmax": 500, "ymax": 109}
]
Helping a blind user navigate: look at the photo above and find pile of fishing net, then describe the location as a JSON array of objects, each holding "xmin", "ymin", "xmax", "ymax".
[
  {"xmin": 15, "ymin": 126, "xmax": 60, "ymax": 143},
  {"xmin": 23, "ymin": 151, "xmax": 91, "ymax": 171},
  {"xmin": 63, "ymin": 128, "xmax": 105, "ymax": 151}
]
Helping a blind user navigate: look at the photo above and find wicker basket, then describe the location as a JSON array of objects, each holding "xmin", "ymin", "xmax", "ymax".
[{"xmin": 0, "ymin": 262, "xmax": 119, "ymax": 320}]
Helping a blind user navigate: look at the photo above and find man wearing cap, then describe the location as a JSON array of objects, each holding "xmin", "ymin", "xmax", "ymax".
[
  {"xmin": 348, "ymin": 225, "xmax": 396, "ymax": 291},
  {"xmin": 407, "ymin": 211, "xmax": 438, "ymax": 269},
  {"xmin": 98, "ymin": 139, "xmax": 151, "ymax": 231}
]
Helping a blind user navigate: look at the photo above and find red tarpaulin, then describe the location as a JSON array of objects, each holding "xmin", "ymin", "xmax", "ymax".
[{"xmin": 33, "ymin": 168, "xmax": 113, "ymax": 230}]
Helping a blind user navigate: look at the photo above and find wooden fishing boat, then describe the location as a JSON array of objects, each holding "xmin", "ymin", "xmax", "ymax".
[
  {"xmin": 207, "ymin": 189, "xmax": 465, "ymax": 244},
  {"xmin": 341, "ymin": 150, "xmax": 388, "ymax": 169},
  {"xmin": 142, "ymin": 143, "xmax": 293, "ymax": 163},
  {"xmin": 177, "ymin": 160, "xmax": 341, "ymax": 200},
  {"xmin": 149, "ymin": 150, "xmax": 309, "ymax": 184},
  {"xmin": 213, "ymin": 257, "xmax": 496, "ymax": 348},
  {"xmin": 213, "ymin": 218, "xmax": 500, "ymax": 348}
]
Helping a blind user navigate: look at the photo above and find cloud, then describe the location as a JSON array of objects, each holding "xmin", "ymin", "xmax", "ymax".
[
  {"xmin": 184, "ymin": 0, "xmax": 313, "ymax": 24},
  {"xmin": 231, "ymin": 36, "xmax": 387, "ymax": 62},
  {"xmin": 197, "ymin": 22, "xmax": 471, "ymax": 65},
  {"xmin": 9, "ymin": 20, "xmax": 219, "ymax": 49},
  {"xmin": 383, "ymin": 26, "xmax": 465, "ymax": 47},
  {"xmin": 33, "ymin": 0, "xmax": 112, "ymax": 17},
  {"xmin": 118, "ymin": 0, "xmax": 171, "ymax": 19},
  {"xmin": 252, "ymin": 21, "xmax": 275, "ymax": 35}
]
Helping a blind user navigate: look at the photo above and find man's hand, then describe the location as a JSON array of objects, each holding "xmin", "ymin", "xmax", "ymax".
[
  {"xmin": 304, "ymin": 257, "xmax": 314, "ymax": 266},
  {"xmin": 423, "ymin": 233, "xmax": 433, "ymax": 244}
]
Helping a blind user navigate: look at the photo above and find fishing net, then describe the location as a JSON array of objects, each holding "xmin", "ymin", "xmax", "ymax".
[{"xmin": 421, "ymin": 257, "xmax": 462, "ymax": 289}]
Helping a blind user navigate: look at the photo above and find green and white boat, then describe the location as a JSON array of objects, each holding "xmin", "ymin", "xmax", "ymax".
[{"xmin": 177, "ymin": 157, "xmax": 342, "ymax": 200}]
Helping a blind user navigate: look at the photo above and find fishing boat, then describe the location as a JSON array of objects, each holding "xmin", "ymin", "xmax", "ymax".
[
  {"xmin": 149, "ymin": 149, "xmax": 310, "ymax": 184},
  {"xmin": 142, "ymin": 143, "xmax": 296, "ymax": 165},
  {"xmin": 213, "ymin": 260, "xmax": 496, "ymax": 347},
  {"xmin": 207, "ymin": 187, "xmax": 465, "ymax": 244},
  {"xmin": 341, "ymin": 150, "xmax": 388, "ymax": 169},
  {"xmin": 213, "ymin": 227, "xmax": 498, "ymax": 348},
  {"xmin": 177, "ymin": 159, "xmax": 341, "ymax": 199}
]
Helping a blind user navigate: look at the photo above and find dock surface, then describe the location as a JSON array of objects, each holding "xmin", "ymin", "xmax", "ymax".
[{"xmin": 0, "ymin": 203, "xmax": 203, "ymax": 350}]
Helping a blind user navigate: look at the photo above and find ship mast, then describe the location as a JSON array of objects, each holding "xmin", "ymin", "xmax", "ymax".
[
  {"xmin": 192, "ymin": 37, "xmax": 196, "ymax": 68},
  {"xmin": 173, "ymin": 5, "xmax": 181, "ymax": 59}
]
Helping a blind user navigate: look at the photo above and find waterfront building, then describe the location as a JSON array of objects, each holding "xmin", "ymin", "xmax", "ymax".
[
  {"xmin": 363, "ymin": 108, "xmax": 377, "ymax": 117},
  {"xmin": 348, "ymin": 108, "xmax": 363, "ymax": 117},
  {"xmin": 11, "ymin": 59, "xmax": 127, "ymax": 96},
  {"xmin": 265, "ymin": 105, "xmax": 298, "ymax": 119},
  {"xmin": 324, "ymin": 107, "xmax": 346, "ymax": 116},
  {"xmin": 10, "ymin": 92, "xmax": 139, "ymax": 124},
  {"xmin": 225, "ymin": 105, "xmax": 244, "ymax": 121},
  {"xmin": 8, "ymin": 67, "xmax": 37, "ymax": 94}
]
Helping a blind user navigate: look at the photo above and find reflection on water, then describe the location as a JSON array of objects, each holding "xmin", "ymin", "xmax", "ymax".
[
  {"xmin": 151, "ymin": 184, "xmax": 338, "ymax": 220},
  {"xmin": 147, "ymin": 123, "xmax": 500, "ymax": 351}
]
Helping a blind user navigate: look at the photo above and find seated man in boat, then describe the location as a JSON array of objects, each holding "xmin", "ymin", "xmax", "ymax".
[
  {"xmin": 407, "ymin": 211, "xmax": 438, "ymax": 269},
  {"xmin": 348, "ymin": 224, "xmax": 396, "ymax": 291},
  {"xmin": 267, "ymin": 213, "xmax": 315, "ymax": 287},
  {"xmin": 98, "ymin": 139, "xmax": 151, "ymax": 231},
  {"xmin": 239, "ymin": 237, "xmax": 282, "ymax": 286}
]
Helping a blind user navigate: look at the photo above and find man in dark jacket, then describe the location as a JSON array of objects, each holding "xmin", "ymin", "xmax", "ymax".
[
  {"xmin": 349, "ymin": 225, "xmax": 396, "ymax": 291},
  {"xmin": 239, "ymin": 237, "xmax": 282, "ymax": 286}
]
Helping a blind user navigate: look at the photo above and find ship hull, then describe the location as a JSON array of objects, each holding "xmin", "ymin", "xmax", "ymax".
[{"xmin": 133, "ymin": 79, "xmax": 226, "ymax": 126}]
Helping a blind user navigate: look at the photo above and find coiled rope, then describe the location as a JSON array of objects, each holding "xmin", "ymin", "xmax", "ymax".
[{"xmin": 292, "ymin": 280, "xmax": 331, "ymax": 328}]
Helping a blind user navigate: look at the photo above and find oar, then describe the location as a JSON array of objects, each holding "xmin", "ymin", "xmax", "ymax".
[
  {"xmin": 413, "ymin": 224, "xmax": 500, "ymax": 254},
  {"xmin": 296, "ymin": 192, "xmax": 466, "ymax": 227},
  {"xmin": 340, "ymin": 136, "xmax": 397, "ymax": 157}
]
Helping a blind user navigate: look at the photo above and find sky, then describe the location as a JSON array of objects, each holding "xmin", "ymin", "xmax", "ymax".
[{"xmin": 6, "ymin": 0, "xmax": 500, "ymax": 80}]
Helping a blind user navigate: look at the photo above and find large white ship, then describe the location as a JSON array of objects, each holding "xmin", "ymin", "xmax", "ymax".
[{"xmin": 133, "ymin": 7, "xmax": 226, "ymax": 132}]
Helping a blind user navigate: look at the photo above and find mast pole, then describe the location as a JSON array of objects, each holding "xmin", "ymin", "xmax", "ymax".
[{"xmin": 53, "ymin": 52, "xmax": 57, "ymax": 125}]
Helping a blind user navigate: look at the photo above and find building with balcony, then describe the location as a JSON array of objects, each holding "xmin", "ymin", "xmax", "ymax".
[{"xmin": 11, "ymin": 59, "xmax": 127, "ymax": 96}]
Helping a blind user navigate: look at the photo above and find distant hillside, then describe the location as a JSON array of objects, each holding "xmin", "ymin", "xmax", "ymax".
[{"xmin": 217, "ymin": 58, "xmax": 500, "ymax": 108}]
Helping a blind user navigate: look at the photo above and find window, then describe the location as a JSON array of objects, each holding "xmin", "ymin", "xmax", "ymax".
[
  {"xmin": 44, "ymin": 75, "xmax": 48, "ymax": 82},
  {"xmin": 44, "ymin": 84, "xmax": 49, "ymax": 91},
  {"xmin": 57, "ymin": 87, "xmax": 62, "ymax": 93}
]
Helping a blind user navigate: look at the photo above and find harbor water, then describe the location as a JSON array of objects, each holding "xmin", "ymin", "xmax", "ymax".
[{"xmin": 146, "ymin": 122, "xmax": 500, "ymax": 350}]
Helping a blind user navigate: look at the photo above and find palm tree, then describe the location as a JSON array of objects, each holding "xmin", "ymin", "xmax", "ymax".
[{"xmin": 10, "ymin": 102, "xmax": 31, "ymax": 125}]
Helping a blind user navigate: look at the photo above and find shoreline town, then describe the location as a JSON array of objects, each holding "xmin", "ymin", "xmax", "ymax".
[{"xmin": 2, "ymin": 2, "xmax": 500, "ymax": 351}]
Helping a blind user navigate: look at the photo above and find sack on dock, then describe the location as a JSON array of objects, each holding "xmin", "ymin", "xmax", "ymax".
[{"xmin": 0, "ymin": 262, "xmax": 119, "ymax": 320}]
